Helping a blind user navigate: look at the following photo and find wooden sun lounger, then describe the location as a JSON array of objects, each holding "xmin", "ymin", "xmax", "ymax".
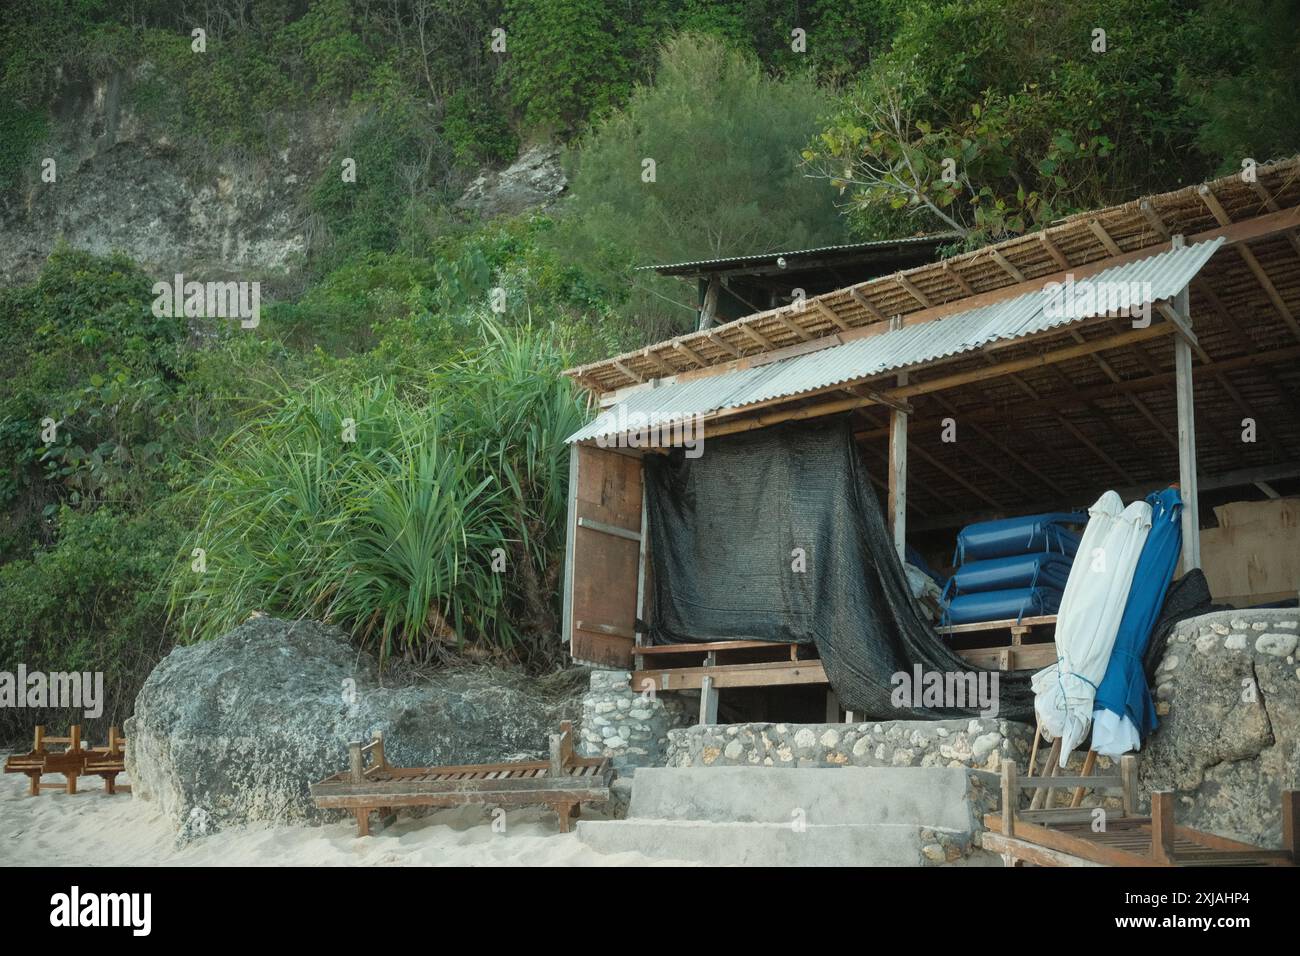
[
  {"xmin": 983, "ymin": 756, "xmax": 1297, "ymax": 867},
  {"xmin": 3, "ymin": 725, "xmax": 127, "ymax": 796},
  {"xmin": 310, "ymin": 721, "xmax": 612, "ymax": 836}
]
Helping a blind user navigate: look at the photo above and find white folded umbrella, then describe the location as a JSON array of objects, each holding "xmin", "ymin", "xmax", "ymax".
[{"xmin": 1031, "ymin": 491, "xmax": 1152, "ymax": 766}]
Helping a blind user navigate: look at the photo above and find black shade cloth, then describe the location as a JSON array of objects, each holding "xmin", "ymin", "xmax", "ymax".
[
  {"xmin": 1142, "ymin": 569, "xmax": 1227, "ymax": 679},
  {"xmin": 643, "ymin": 417, "xmax": 1033, "ymax": 720}
]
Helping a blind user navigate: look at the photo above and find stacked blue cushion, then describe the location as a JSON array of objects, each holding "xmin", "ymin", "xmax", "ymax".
[{"xmin": 943, "ymin": 512, "xmax": 1083, "ymax": 626}]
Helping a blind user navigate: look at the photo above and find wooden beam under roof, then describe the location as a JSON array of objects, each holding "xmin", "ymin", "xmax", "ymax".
[{"xmin": 1198, "ymin": 183, "xmax": 1300, "ymax": 342}]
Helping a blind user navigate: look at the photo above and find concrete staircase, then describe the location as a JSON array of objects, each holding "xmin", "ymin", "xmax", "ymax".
[{"xmin": 577, "ymin": 766, "xmax": 999, "ymax": 866}]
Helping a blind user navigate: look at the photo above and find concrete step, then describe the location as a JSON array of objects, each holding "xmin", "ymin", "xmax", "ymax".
[
  {"xmin": 577, "ymin": 766, "xmax": 999, "ymax": 865},
  {"xmin": 627, "ymin": 766, "xmax": 979, "ymax": 830},
  {"xmin": 576, "ymin": 819, "xmax": 998, "ymax": 866}
]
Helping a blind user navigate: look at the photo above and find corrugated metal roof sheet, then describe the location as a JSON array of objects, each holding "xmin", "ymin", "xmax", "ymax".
[
  {"xmin": 568, "ymin": 238, "xmax": 1223, "ymax": 444},
  {"xmin": 637, "ymin": 234, "xmax": 957, "ymax": 274}
]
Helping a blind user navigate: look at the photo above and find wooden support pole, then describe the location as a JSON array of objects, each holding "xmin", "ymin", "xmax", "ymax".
[
  {"xmin": 348, "ymin": 742, "xmax": 364, "ymax": 784},
  {"xmin": 698, "ymin": 276, "xmax": 720, "ymax": 331},
  {"xmin": 698, "ymin": 674, "xmax": 719, "ymax": 725},
  {"xmin": 888, "ymin": 371, "xmax": 908, "ymax": 560},
  {"xmin": 1171, "ymin": 250, "xmax": 1201, "ymax": 570},
  {"xmin": 824, "ymin": 690, "xmax": 842, "ymax": 723},
  {"xmin": 1120, "ymin": 754, "xmax": 1138, "ymax": 817},
  {"xmin": 1151, "ymin": 791, "xmax": 1176, "ymax": 864},
  {"xmin": 1283, "ymin": 790, "xmax": 1298, "ymax": 862},
  {"xmin": 1001, "ymin": 759, "xmax": 1017, "ymax": 838}
]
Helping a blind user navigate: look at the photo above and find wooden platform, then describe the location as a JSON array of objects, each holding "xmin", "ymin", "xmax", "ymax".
[
  {"xmin": 939, "ymin": 614, "xmax": 1058, "ymax": 673},
  {"xmin": 633, "ymin": 624, "xmax": 1056, "ymax": 699},
  {"xmin": 310, "ymin": 722, "xmax": 611, "ymax": 835}
]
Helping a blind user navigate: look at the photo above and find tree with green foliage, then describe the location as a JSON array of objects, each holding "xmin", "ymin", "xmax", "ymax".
[
  {"xmin": 558, "ymin": 32, "xmax": 846, "ymax": 338},
  {"xmin": 803, "ymin": 0, "xmax": 1293, "ymax": 244}
]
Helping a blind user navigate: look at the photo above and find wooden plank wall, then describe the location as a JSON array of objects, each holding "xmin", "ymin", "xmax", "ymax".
[{"xmin": 567, "ymin": 445, "xmax": 643, "ymax": 667}]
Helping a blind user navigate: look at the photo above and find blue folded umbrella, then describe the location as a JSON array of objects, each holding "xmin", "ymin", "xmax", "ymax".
[{"xmin": 1091, "ymin": 486, "xmax": 1183, "ymax": 756}]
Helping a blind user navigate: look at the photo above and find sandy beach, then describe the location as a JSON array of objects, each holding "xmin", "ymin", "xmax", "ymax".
[{"xmin": 0, "ymin": 758, "xmax": 686, "ymax": 867}]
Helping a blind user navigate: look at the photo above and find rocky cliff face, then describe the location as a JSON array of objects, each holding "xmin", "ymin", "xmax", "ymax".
[
  {"xmin": 0, "ymin": 72, "xmax": 566, "ymax": 287},
  {"xmin": 1140, "ymin": 607, "xmax": 1299, "ymax": 848},
  {"xmin": 0, "ymin": 71, "xmax": 345, "ymax": 287}
]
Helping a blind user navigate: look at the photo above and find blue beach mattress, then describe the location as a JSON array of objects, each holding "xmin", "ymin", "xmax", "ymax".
[
  {"xmin": 954, "ymin": 512, "xmax": 1083, "ymax": 564},
  {"xmin": 943, "ymin": 586, "xmax": 1064, "ymax": 626},
  {"xmin": 944, "ymin": 552, "xmax": 1074, "ymax": 597}
]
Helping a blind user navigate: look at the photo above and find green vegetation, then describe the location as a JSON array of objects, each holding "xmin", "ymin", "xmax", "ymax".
[{"xmin": 0, "ymin": 1, "xmax": 1296, "ymax": 743}]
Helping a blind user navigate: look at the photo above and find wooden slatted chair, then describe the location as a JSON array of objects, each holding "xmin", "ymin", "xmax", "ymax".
[
  {"xmin": 3, "ymin": 725, "xmax": 128, "ymax": 796},
  {"xmin": 310, "ymin": 720, "xmax": 612, "ymax": 836}
]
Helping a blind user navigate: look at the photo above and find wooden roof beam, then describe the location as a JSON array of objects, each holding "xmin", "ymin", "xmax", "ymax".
[
  {"xmin": 1198, "ymin": 183, "xmax": 1300, "ymax": 342},
  {"xmin": 1249, "ymin": 180, "xmax": 1300, "ymax": 260},
  {"xmin": 849, "ymin": 287, "xmax": 887, "ymax": 322},
  {"xmin": 611, "ymin": 360, "xmax": 644, "ymax": 385},
  {"xmin": 943, "ymin": 262, "xmax": 976, "ymax": 296},
  {"xmin": 772, "ymin": 311, "xmax": 813, "ymax": 342},
  {"xmin": 814, "ymin": 299, "xmax": 852, "ymax": 331},
  {"xmin": 641, "ymin": 348, "xmax": 677, "ymax": 377},
  {"xmin": 705, "ymin": 331, "xmax": 742, "ymax": 358},
  {"xmin": 1038, "ymin": 232, "xmax": 1071, "ymax": 270},
  {"xmin": 908, "ymin": 440, "xmax": 1008, "ymax": 510},
  {"xmin": 896, "ymin": 274, "xmax": 932, "ymax": 308},
  {"xmin": 672, "ymin": 339, "xmax": 709, "ymax": 368},
  {"xmin": 1088, "ymin": 219, "xmax": 1124, "ymax": 256},
  {"xmin": 739, "ymin": 324, "xmax": 776, "ymax": 350},
  {"xmin": 990, "ymin": 249, "xmax": 1025, "ymax": 282}
]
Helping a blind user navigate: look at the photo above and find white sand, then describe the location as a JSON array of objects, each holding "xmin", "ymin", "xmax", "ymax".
[{"xmin": 0, "ymin": 757, "xmax": 688, "ymax": 867}]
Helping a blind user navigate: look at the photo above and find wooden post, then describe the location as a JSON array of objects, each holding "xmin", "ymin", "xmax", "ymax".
[
  {"xmin": 1070, "ymin": 750, "xmax": 1098, "ymax": 808},
  {"xmin": 348, "ymin": 742, "xmax": 364, "ymax": 784},
  {"xmin": 824, "ymin": 690, "xmax": 841, "ymax": 723},
  {"xmin": 1151, "ymin": 790, "xmax": 1176, "ymax": 863},
  {"xmin": 1030, "ymin": 738, "xmax": 1062, "ymax": 810},
  {"xmin": 698, "ymin": 276, "xmax": 721, "ymax": 331},
  {"xmin": 888, "ymin": 371, "xmax": 908, "ymax": 560},
  {"xmin": 371, "ymin": 731, "xmax": 386, "ymax": 771},
  {"xmin": 1120, "ymin": 754, "xmax": 1138, "ymax": 817},
  {"xmin": 1282, "ymin": 790, "xmax": 1298, "ymax": 862},
  {"xmin": 1001, "ymin": 759, "xmax": 1017, "ymax": 838},
  {"xmin": 561, "ymin": 445, "xmax": 579, "ymax": 656},
  {"xmin": 1171, "ymin": 236, "xmax": 1200, "ymax": 570},
  {"xmin": 698, "ymin": 663, "xmax": 719, "ymax": 725},
  {"xmin": 548, "ymin": 733, "xmax": 566, "ymax": 778}
]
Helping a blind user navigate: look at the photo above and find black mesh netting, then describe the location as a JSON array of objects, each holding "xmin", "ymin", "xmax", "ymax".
[{"xmin": 643, "ymin": 416, "xmax": 1034, "ymax": 720}]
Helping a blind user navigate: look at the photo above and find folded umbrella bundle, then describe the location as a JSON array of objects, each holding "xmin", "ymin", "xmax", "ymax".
[
  {"xmin": 1091, "ymin": 486, "xmax": 1183, "ymax": 757},
  {"xmin": 1031, "ymin": 491, "xmax": 1152, "ymax": 766}
]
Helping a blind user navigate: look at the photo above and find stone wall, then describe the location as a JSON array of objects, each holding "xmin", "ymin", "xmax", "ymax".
[
  {"xmin": 1140, "ymin": 608, "xmax": 1299, "ymax": 848},
  {"xmin": 577, "ymin": 670, "xmax": 694, "ymax": 772},
  {"xmin": 665, "ymin": 718, "xmax": 1036, "ymax": 773}
]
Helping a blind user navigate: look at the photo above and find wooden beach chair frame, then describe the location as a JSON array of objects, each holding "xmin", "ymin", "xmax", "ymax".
[
  {"xmin": 310, "ymin": 721, "xmax": 612, "ymax": 836},
  {"xmin": 3, "ymin": 725, "xmax": 127, "ymax": 796},
  {"xmin": 983, "ymin": 756, "xmax": 1297, "ymax": 867}
]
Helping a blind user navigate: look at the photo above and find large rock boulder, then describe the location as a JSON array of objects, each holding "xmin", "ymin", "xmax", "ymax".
[
  {"xmin": 125, "ymin": 617, "xmax": 584, "ymax": 836},
  {"xmin": 1139, "ymin": 608, "xmax": 1300, "ymax": 848},
  {"xmin": 455, "ymin": 143, "xmax": 566, "ymax": 219}
]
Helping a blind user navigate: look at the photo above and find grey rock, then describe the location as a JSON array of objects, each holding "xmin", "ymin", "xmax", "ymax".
[
  {"xmin": 455, "ymin": 143, "xmax": 567, "ymax": 219},
  {"xmin": 125, "ymin": 617, "xmax": 582, "ymax": 833}
]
